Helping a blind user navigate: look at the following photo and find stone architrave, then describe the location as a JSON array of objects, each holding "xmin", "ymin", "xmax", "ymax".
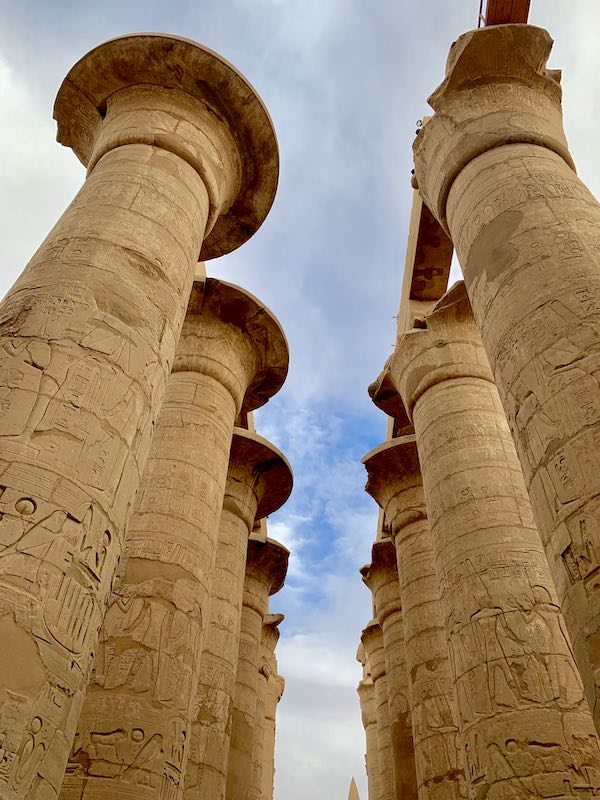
[
  {"xmin": 357, "ymin": 676, "xmax": 381, "ymax": 800},
  {"xmin": 373, "ymin": 281, "xmax": 600, "ymax": 796},
  {"xmin": 187, "ymin": 434, "xmax": 292, "ymax": 800},
  {"xmin": 248, "ymin": 613, "xmax": 283, "ymax": 800},
  {"xmin": 60, "ymin": 284, "xmax": 288, "ymax": 799},
  {"xmin": 363, "ymin": 436, "xmax": 465, "ymax": 800},
  {"xmin": 261, "ymin": 664, "xmax": 284, "ymax": 800},
  {"xmin": 0, "ymin": 33, "xmax": 278, "ymax": 800},
  {"xmin": 361, "ymin": 542, "xmax": 418, "ymax": 799},
  {"xmin": 225, "ymin": 538, "xmax": 289, "ymax": 800},
  {"xmin": 361, "ymin": 620, "xmax": 394, "ymax": 800},
  {"xmin": 412, "ymin": 22, "xmax": 600, "ymax": 726}
]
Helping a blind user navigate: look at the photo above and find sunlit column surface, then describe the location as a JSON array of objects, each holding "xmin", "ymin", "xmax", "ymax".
[
  {"xmin": 413, "ymin": 22, "xmax": 600, "ymax": 726},
  {"xmin": 0, "ymin": 32, "xmax": 278, "ymax": 800}
]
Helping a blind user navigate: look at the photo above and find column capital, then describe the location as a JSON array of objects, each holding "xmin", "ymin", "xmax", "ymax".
[
  {"xmin": 380, "ymin": 282, "xmax": 493, "ymax": 418},
  {"xmin": 362, "ymin": 435, "xmax": 424, "ymax": 527},
  {"xmin": 357, "ymin": 679, "xmax": 377, "ymax": 728},
  {"xmin": 360, "ymin": 618, "xmax": 386, "ymax": 682},
  {"xmin": 413, "ymin": 24, "xmax": 572, "ymax": 232},
  {"xmin": 174, "ymin": 278, "xmax": 289, "ymax": 413},
  {"xmin": 361, "ymin": 540, "xmax": 401, "ymax": 625},
  {"xmin": 246, "ymin": 536, "xmax": 289, "ymax": 598},
  {"xmin": 54, "ymin": 33, "xmax": 278, "ymax": 259},
  {"xmin": 225, "ymin": 428, "xmax": 293, "ymax": 529},
  {"xmin": 262, "ymin": 613, "xmax": 284, "ymax": 656}
]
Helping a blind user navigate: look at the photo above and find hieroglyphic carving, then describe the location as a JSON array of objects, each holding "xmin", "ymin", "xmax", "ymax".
[{"xmin": 383, "ymin": 282, "xmax": 600, "ymax": 796}]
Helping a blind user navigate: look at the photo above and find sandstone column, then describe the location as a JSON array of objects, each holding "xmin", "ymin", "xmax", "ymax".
[
  {"xmin": 361, "ymin": 620, "xmax": 394, "ymax": 800},
  {"xmin": 249, "ymin": 613, "xmax": 283, "ymax": 800},
  {"xmin": 357, "ymin": 674, "xmax": 381, "ymax": 800},
  {"xmin": 373, "ymin": 281, "xmax": 600, "ymax": 796},
  {"xmin": 225, "ymin": 538, "xmax": 288, "ymax": 800},
  {"xmin": 363, "ymin": 435, "xmax": 465, "ymax": 800},
  {"xmin": 361, "ymin": 541, "xmax": 418, "ymax": 799},
  {"xmin": 61, "ymin": 282, "xmax": 287, "ymax": 799},
  {"xmin": 412, "ymin": 22, "xmax": 600, "ymax": 724},
  {"xmin": 261, "ymin": 656, "xmax": 284, "ymax": 800},
  {"xmin": 0, "ymin": 34, "xmax": 278, "ymax": 800},
  {"xmin": 187, "ymin": 432, "xmax": 292, "ymax": 800}
]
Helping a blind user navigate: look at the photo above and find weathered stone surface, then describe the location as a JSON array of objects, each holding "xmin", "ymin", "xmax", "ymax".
[
  {"xmin": 361, "ymin": 542, "xmax": 418, "ymax": 799},
  {"xmin": 249, "ymin": 613, "xmax": 283, "ymax": 800},
  {"xmin": 377, "ymin": 281, "xmax": 600, "ymax": 797},
  {"xmin": 186, "ymin": 432, "xmax": 292, "ymax": 800},
  {"xmin": 357, "ymin": 676, "xmax": 380, "ymax": 800},
  {"xmin": 363, "ymin": 436, "xmax": 466, "ymax": 799},
  {"xmin": 60, "ymin": 283, "xmax": 288, "ymax": 800},
  {"xmin": 225, "ymin": 538, "xmax": 288, "ymax": 800},
  {"xmin": 0, "ymin": 33, "xmax": 277, "ymax": 800},
  {"xmin": 361, "ymin": 620, "xmax": 394, "ymax": 800},
  {"xmin": 261, "ymin": 654, "xmax": 284, "ymax": 800},
  {"xmin": 413, "ymin": 22, "xmax": 600, "ymax": 728}
]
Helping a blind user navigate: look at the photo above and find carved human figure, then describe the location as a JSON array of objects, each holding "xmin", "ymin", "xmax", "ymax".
[
  {"xmin": 361, "ymin": 542, "xmax": 418, "ymax": 799},
  {"xmin": 363, "ymin": 436, "xmax": 466, "ymax": 799},
  {"xmin": 0, "ymin": 33, "xmax": 278, "ymax": 800},
  {"xmin": 412, "ymin": 21, "xmax": 600, "ymax": 729},
  {"xmin": 371, "ymin": 282, "xmax": 600, "ymax": 796},
  {"xmin": 60, "ymin": 284, "xmax": 288, "ymax": 800},
  {"xmin": 185, "ymin": 431, "xmax": 292, "ymax": 800},
  {"xmin": 225, "ymin": 538, "xmax": 288, "ymax": 800}
]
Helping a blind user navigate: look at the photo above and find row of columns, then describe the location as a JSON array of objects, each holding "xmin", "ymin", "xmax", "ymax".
[
  {"xmin": 0, "ymin": 31, "xmax": 290, "ymax": 800},
  {"xmin": 358, "ymin": 20, "xmax": 600, "ymax": 800}
]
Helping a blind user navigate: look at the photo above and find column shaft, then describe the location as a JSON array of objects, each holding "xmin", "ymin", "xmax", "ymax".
[
  {"xmin": 358, "ymin": 680, "xmax": 381, "ymax": 800},
  {"xmin": 362, "ymin": 623, "xmax": 394, "ymax": 800},
  {"xmin": 395, "ymin": 519, "xmax": 464, "ymax": 799},
  {"xmin": 261, "ymin": 672, "xmax": 283, "ymax": 800},
  {"xmin": 392, "ymin": 285, "xmax": 600, "ymax": 796},
  {"xmin": 185, "ymin": 507, "xmax": 249, "ymax": 799},
  {"xmin": 0, "ymin": 141, "xmax": 207, "ymax": 800},
  {"xmin": 412, "ymin": 22, "xmax": 600, "ymax": 726},
  {"xmin": 363, "ymin": 439, "xmax": 466, "ymax": 799}
]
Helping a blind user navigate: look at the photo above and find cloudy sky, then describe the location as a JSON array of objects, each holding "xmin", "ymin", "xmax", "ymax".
[{"xmin": 1, "ymin": 1, "xmax": 600, "ymax": 797}]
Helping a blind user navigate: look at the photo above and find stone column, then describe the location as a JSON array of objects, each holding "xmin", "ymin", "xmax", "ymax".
[
  {"xmin": 357, "ymin": 675, "xmax": 380, "ymax": 800},
  {"xmin": 186, "ymin": 431, "xmax": 291, "ymax": 800},
  {"xmin": 249, "ymin": 613, "xmax": 283, "ymax": 800},
  {"xmin": 361, "ymin": 620, "xmax": 394, "ymax": 800},
  {"xmin": 412, "ymin": 22, "xmax": 600, "ymax": 725},
  {"xmin": 225, "ymin": 538, "xmax": 288, "ymax": 800},
  {"xmin": 361, "ymin": 541, "xmax": 418, "ymax": 799},
  {"xmin": 373, "ymin": 281, "xmax": 600, "ymax": 796},
  {"xmin": 61, "ymin": 283, "xmax": 287, "ymax": 799},
  {"xmin": 363, "ymin": 435, "xmax": 465, "ymax": 799},
  {"xmin": 261, "ymin": 665, "xmax": 284, "ymax": 800},
  {"xmin": 0, "ymin": 34, "xmax": 278, "ymax": 800}
]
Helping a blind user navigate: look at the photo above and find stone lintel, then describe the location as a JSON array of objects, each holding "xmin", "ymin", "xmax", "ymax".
[
  {"xmin": 485, "ymin": 0, "xmax": 531, "ymax": 25},
  {"xmin": 246, "ymin": 536, "xmax": 289, "ymax": 597},
  {"xmin": 54, "ymin": 33, "xmax": 278, "ymax": 260},
  {"xmin": 174, "ymin": 278, "xmax": 288, "ymax": 412},
  {"xmin": 386, "ymin": 281, "xmax": 493, "ymax": 417},
  {"xmin": 413, "ymin": 24, "xmax": 571, "ymax": 231}
]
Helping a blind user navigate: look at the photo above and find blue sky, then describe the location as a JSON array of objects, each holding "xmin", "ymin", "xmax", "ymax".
[{"xmin": 1, "ymin": 1, "xmax": 600, "ymax": 797}]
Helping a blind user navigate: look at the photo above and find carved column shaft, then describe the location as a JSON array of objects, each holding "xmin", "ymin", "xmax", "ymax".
[
  {"xmin": 413, "ymin": 22, "xmax": 600, "ymax": 726},
  {"xmin": 261, "ymin": 671, "xmax": 284, "ymax": 800},
  {"xmin": 186, "ymin": 433, "xmax": 291, "ymax": 800},
  {"xmin": 361, "ymin": 621, "xmax": 394, "ymax": 800},
  {"xmin": 358, "ymin": 678, "xmax": 381, "ymax": 800},
  {"xmin": 0, "ymin": 32, "xmax": 278, "ymax": 799},
  {"xmin": 386, "ymin": 283, "xmax": 600, "ymax": 797},
  {"xmin": 362, "ymin": 543, "xmax": 417, "ymax": 798},
  {"xmin": 363, "ymin": 438, "xmax": 465, "ymax": 799},
  {"xmin": 225, "ymin": 539, "xmax": 288, "ymax": 800}
]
